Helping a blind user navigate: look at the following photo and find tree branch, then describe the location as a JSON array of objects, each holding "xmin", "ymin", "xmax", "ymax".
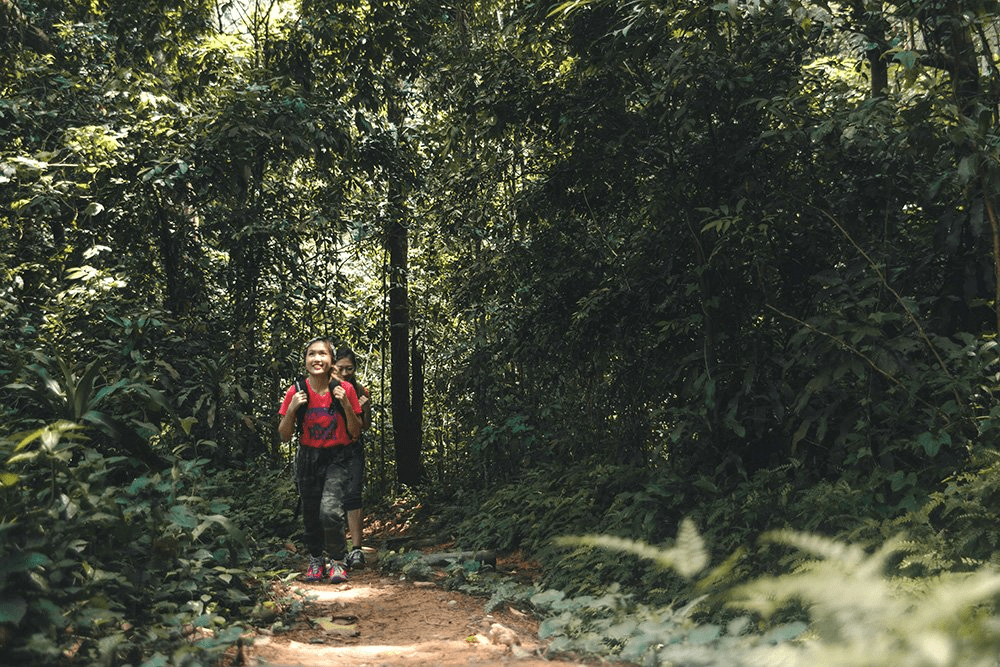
[{"xmin": 1, "ymin": 0, "xmax": 52, "ymax": 53}]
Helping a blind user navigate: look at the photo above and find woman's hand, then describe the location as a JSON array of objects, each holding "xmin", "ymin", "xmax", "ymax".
[{"xmin": 290, "ymin": 388, "xmax": 308, "ymax": 410}]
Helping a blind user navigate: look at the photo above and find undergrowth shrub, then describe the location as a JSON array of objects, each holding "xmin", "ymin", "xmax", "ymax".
[
  {"xmin": 212, "ymin": 464, "xmax": 300, "ymax": 549},
  {"xmin": 451, "ymin": 462, "xmax": 618, "ymax": 554},
  {"xmin": 449, "ymin": 458, "xmax": 897, "ymax": 605},
  {"xmin": 0, "ymin": 422, "xmax": 283, "ymax": 666},
  {"xmin": 446, "ymin": 461, "xmax": 714, "ymax": 602},
  {"xmin": 881, "ymin": 446, "xmax": 1000, "ymax": 574},
  {"xmin": 445, "ymin": 564, "xmax": 538, "ymax": 613}
]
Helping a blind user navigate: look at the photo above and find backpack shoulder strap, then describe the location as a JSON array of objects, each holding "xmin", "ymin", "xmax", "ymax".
[
  {"xmin": 330, "ymin": 379, "xmax": 348, "ymax": 421},
  {"xmin": 294, "ymin": 376, "xmax": 309, "ymax": 431}
]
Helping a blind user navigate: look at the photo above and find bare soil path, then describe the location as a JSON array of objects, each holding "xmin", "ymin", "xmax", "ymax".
[{"xmin": 243, "ymin": 560, "xmax": 628, "ymax": 667}]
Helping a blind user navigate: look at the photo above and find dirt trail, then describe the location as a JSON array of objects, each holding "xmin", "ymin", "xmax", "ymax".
[{"xmin": 246, "ymin": 566, "xmax": 604, "ymax": 667}]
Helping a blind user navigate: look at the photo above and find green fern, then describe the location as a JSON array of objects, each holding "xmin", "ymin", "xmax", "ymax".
[
  {"xmin": 556, "ymin": 518, "xmax": 709, "ymax": 579},
  {"xmin": 884, "ymin": 447, "xmax": 1000, "ymax": 575},
  {"xmin": 729, "ymin": 530, "xmax": 1000, "ymax": 667},
  {"xmin": 545, "ymin": 521, "xmax": 1000, "ymax": 666}
]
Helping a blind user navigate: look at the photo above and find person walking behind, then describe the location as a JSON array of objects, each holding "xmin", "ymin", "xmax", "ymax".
[
  {"xmin": 333, "ymin": 346, "xmax": 371, "ymax": 570},
  {"xmin": 278, "ymin": 337, "xmax": 362, "ymax": 583}
]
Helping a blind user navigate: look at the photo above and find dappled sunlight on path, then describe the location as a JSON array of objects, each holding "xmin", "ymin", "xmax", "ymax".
[
  {"xmin": 254, "ymin": 637, "xmax": 533, "ymax": 666},
  {"xmin": 246, "ymin": 568, "xmax": 611, "ymax": 667}
]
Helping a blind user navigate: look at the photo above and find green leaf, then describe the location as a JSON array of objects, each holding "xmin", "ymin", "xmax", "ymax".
[
  {"xmin": 530, "ymin": 589, "xmax": 566, "ymax": 607},
  {"xmin": 891, "ymin": 50, "xmax": 918, "ymax": 69},
  {"xmin": 168, "ymin": 505, "xmax": 199, "ymax": 529},
  {"xmin": 192, "ymin": 514, "xmax": 238, "ymax": 540},
  {"xmin": 958, "ymin": 155, "xmax": 977, "ymax": 182},
  {"xmin": 0, "ymin": 596, "xmax": 27, "ymax": 624},
  {"xmin": 82, "ymin": 202, "xmax": 105, "ymax": 216},
  {"xmin": 0, "ymin": 552, "xmax": 50, "ymax": 583},
  {"xmin": 13, "ymin": 422, "xmax": 79, "ymax": 453},
  {"xmin": 538, "ymin": 613, "xmax": 571, "ymax": 639},
  {"xmin": 917, "ymin": 431, "xmax": 945, "ymax": 457},
  {"xmin": 180, "ymin": 417, "xmax": 199, "ymax": 435},
  {"xmin": 92, "ymin": 379, "xmax": 128, "ymax": 404},
  {"xmin": 73, "ymin": 361, "xmax": 103, "ymax": 419},
  {"xmin": 546, "ymin": 0, "xmax": 591, "ymax": 17},
  {"xmin": 128, "ymin": 475, "xmax": 154, "ymax": 495}
]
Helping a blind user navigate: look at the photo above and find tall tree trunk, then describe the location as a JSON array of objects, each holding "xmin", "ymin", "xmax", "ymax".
[
  {"xmin": 387, "ymin": 87, "xmax": 422, "ymax": 486},
  {"xmin": 411, "ymin": 332, "xmax": 424, "ymax": 464},
  {"xmin": 157, "ymin": 196, "xmax": 203, "ymax": 317},
  {"xmin": 230, "ymin": 156, "xmax": 266, "ymax": 460},
  {"xmin": 918, "ymin": 7, "xmax": 990, "ymax": 333},
  {"xmin": 387, "ymin": 210, "xmax": 422, "ymax": 485},
  {"xmin": 850, "ymin": 0, "xmax": 889, "ymax": 97},
  {"xmin": 866, "ymin": 46, "xmax": 888, "ymax": 97},
  {"xmin": 1, "ymin": 0, "xmax": 51, "ymax": 54}
]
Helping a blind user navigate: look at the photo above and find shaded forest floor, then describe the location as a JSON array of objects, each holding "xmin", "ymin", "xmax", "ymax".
[{"xmin": 240, "ymin": 551, "xmax": 632, "ymax": 667}]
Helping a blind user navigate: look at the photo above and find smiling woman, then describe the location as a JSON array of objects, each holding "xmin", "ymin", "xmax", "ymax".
[{"xmin": 278, "ymin": 337, "xmax": 363, "ymax": 584}]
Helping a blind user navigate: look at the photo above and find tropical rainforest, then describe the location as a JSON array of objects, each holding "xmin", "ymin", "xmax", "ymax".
[{"xmin": 6, "ymin": 0, "xmax": 1000, "ymax": 664}]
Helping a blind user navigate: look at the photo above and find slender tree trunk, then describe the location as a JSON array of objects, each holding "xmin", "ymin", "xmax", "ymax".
[
  {"xmin": 983, "ymin": 191, "xmax": 1000, "ymax": 334},
  {"xmin": 386, "ymin": 88, "xmax": 423, "ymax": 486},
  {"xmin": 867, "ymin": 47, "xmax": 888, "ymax": 97},
  {"xmin": 387, "ymin": 211, "xmax": 421, "ymax": 485},
  {"xmin": 918, "ymin": 7, "xmax": 987, "ymax": 332},
  {"xmin": 230, "ymin": 156, "xmax": 266, "ymax": 460},
  {"xmin": 848, "ymin": 0, "xmax": 889, "ymax": 98},
  {"xmin": 412, "ymin": 332, "xmax": 424, "ymax": 464}
]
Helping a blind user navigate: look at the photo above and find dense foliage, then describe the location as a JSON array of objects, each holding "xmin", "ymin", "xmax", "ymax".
[{"xmin": 7, "ymin": 0, "xmax": 1000, "ymax": 663}]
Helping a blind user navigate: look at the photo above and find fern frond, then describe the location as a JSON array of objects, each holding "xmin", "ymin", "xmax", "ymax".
[
  {"xmin": 557, "ymin": 517, "xmax": 708, "ymax": 579},
  {"xmin": 858, "ymin": 533, "xmax": 910, "ymax": 577},
  {"xmin": 910, "ymin": 570, "xmax": 1000, "ymax": 628},
  {"xmin": 761, "ymin": 529, "xmax": 867, "ymax": 568}
]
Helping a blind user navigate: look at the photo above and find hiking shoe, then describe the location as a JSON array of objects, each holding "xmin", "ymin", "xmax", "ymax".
[
  {"xmin": 346, "ymin": 547, "xmax": 365, "ymax": 570},
  {"xmin": 328, "ymin": 560, "xmax": 348, "ymax": 584},
  {"xmin": 304, "ymin": 556, "xmax": 325, "ymax": 582}
]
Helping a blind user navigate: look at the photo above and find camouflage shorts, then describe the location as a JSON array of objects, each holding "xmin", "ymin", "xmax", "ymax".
[{"xmin": 296, "ymin": 445, "xmax": 354, "ymax": 559}]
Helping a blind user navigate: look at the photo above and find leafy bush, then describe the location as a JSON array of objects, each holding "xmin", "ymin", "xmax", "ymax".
[
  {"xmin": 879, "ymin": 446, "xmax": 1000, "ymax": 575},
  {"xmin": 450, "ymin": 462, "xmax": 609, "ymax": 555},
  {"xmin": 0, "ymin": 423, "xmax": 263, "ymax": 666},
  {"xmin": 212, "ymin": 465, "xmax": 300, "ymax": 547}
]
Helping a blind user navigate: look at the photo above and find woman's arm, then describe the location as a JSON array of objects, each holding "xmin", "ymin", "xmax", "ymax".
[
  {"xmin": 278, "ymin": 388, "xmax": 307, "ymax": 442},
  {"xmin": 334, "ymin": 383, "xmax": 363, "ymax": 440}
]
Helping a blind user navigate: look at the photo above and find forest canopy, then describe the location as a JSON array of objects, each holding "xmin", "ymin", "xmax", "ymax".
[{"xmin": 6, "ymin": 0, "xmax": 1000, "ymax": 664}]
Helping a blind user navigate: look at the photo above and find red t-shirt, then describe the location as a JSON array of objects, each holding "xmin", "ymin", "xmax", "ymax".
[{"xmin": 279, "ymin": 378, "xmax": 362, "ymax": 448}]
